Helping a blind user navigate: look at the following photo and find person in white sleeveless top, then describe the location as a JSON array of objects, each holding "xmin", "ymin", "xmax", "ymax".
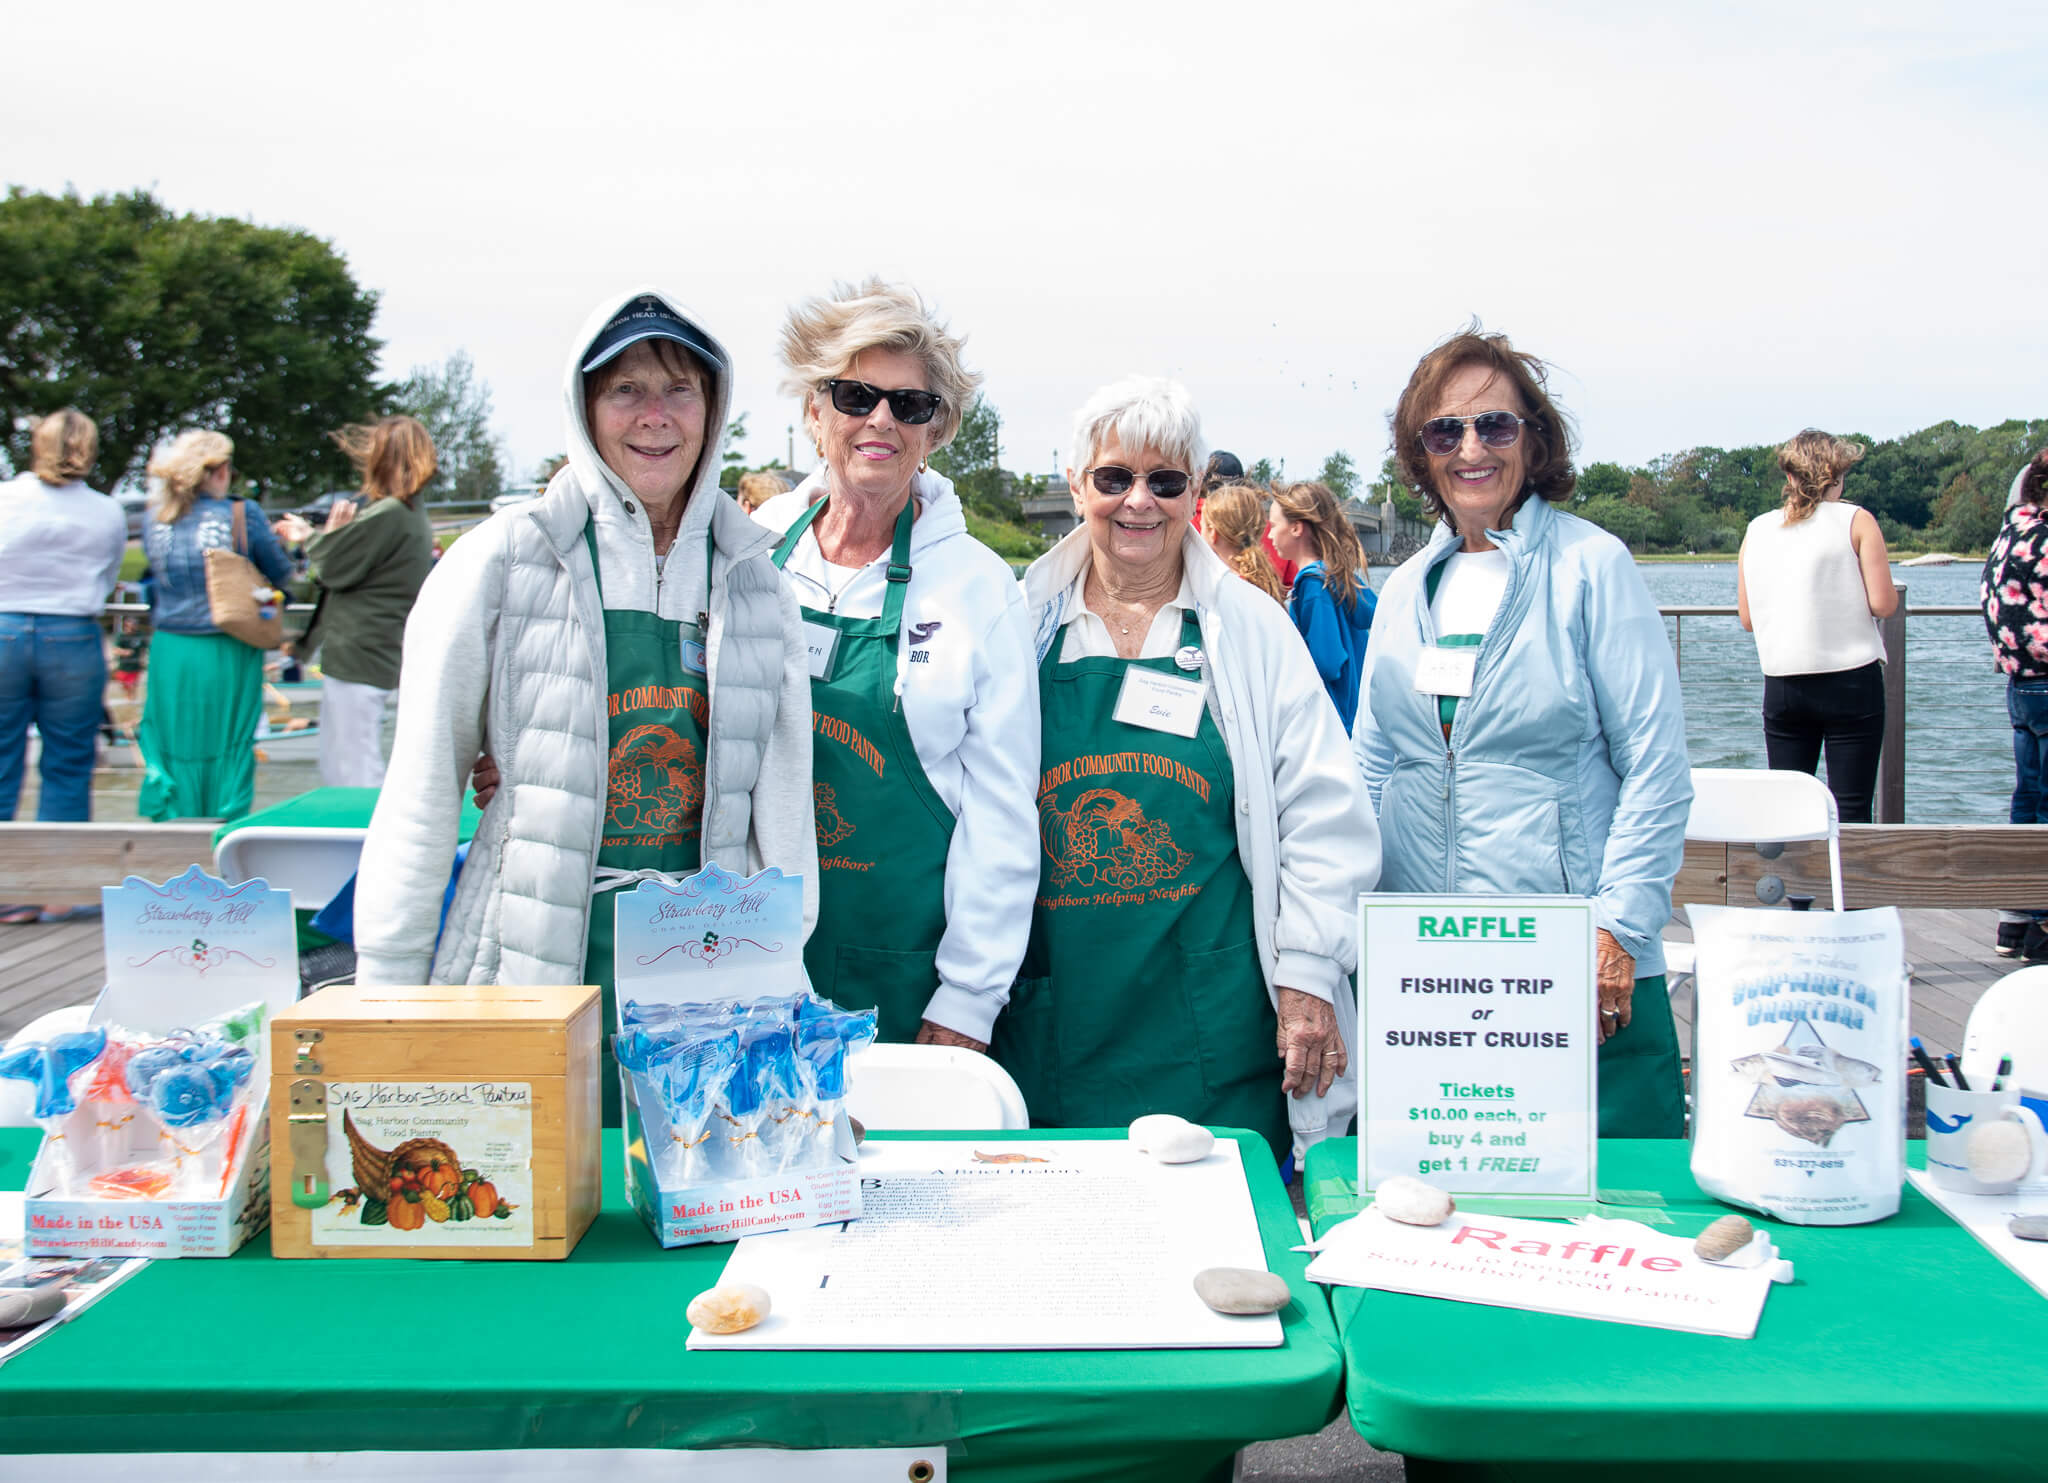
[{"xmin": 1737, "ymin": 430, "xmax": 1898, "ymax": 822}]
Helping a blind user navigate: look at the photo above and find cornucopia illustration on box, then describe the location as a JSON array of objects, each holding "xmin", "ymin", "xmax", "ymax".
[{"xmin": 330, "ymin": 1111, "xmax": 520, "ymax": 1232}]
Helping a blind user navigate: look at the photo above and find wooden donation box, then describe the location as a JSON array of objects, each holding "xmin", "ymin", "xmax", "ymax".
[{"xmin": 268, "ymin": 984, "xmax": 602, "ymax": 1260}]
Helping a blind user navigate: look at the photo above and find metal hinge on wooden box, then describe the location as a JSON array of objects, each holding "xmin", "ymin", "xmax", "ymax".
[{"xmin": 267, "ymin": 984, "xmax": 602, "ymax": 1260}]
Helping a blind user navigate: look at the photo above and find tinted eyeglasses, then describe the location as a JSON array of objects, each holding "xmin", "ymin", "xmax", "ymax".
[
  {"xmin": 823, "ymin": 379, "xmax": 943, "ymax": 426},
  {"xmin": 1419, "ymin": 411, "xmax": 1530, "ymax": 458},
  {"xmin": 1085, "ymin": 466, "xmax": 1192, "ymax": 499}
]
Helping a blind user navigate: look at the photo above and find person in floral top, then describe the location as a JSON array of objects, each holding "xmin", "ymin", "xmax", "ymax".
[{"xmin": 1983, "ymin": 447, "xmax": 2048, "ymax": 961}]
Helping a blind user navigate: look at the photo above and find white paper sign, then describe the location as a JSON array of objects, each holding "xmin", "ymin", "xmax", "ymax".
[
  {"xmin": 1112, "ymin": 667, "xmax": 1205, "ymax": 738},
  {"xmin": 1305, "ymin": 1207, "xmax": 1774, "ymax": 1339},
  {"xmin": 1905, "ymin": 1171, "xmax": 2048, "ymax": 1299},
  {"xmin": 690, "ymin": 1138, "xmax": 1281, "ymax": 1350},
  {"xmin": 1358, "ymin": 896, "xmax": 1597, "ymax": 1200}
]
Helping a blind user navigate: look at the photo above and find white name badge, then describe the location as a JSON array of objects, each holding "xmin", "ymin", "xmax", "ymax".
[
  {"xmin": 1413, "ymin": 646, "xmax": 1478, "ymax": 698},
  {"xmin": 801, "ymin": 621, "xmax": 840, "ymax": 681},
  {"xmin": 1113, "ymin": 667, "xmax": 1206, "ymax": 738}
]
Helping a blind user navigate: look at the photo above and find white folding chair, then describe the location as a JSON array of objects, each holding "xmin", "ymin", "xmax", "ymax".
[
  {"xmin": 1666, "ymin": 767, "xmax": 1845, "ymax": 992},
  {"xmin": 1960, "ymin": 965, "xmax": 2048, "ymax": 1090},
  {"xmin": 844, "ymin": 1043, "xmax": 1029, "ymax": 1131},
  {"xmin": 212, "ymin": 826, "xmax": 368, "ymax": 912}
]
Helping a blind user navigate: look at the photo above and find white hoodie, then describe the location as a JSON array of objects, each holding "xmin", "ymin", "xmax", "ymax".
[
  {"xmin": 355, "ymin": 288, "xmax": 816, "ymax": 987},
  {"xmin": 755, "ymin": 471, "xmax": 1039, "ymax": 1040}
]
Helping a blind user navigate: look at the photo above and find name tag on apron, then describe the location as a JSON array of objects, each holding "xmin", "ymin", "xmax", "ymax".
[
  {"xmin": 802, "ymin": 621, "xmax": 841, "ymax": 681},
  {"xmin": 1113, "ymin": 667, "xmax": 1206, "ymax": 738},
  {"xmin": 680, "ymin": 636, "xmax": 708, "ymax": 676},
  {"xmin": 1413, "ymin": 646, "xmax": 1477, "ymax": 697}
]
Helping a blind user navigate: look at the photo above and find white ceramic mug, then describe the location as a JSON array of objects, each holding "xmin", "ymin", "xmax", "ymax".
[{"xmin": 1926, "ymin": 1082, "xmax": 2048, "ymax": 1194}]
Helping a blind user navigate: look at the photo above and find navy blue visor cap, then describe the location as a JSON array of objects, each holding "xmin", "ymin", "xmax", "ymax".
[{"xmin": 581, "ymin": 295, "xmax": 725, "ymax": 375}]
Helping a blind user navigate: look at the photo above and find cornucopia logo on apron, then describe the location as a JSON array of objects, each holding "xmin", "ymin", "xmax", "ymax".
[
  {"xmin": 606, "ymin": 723, "xmax": 703, "ymax": 841},
  {"xmin": 1040, "ymin": 788, "xmax": 1192, "ymax": 892}
]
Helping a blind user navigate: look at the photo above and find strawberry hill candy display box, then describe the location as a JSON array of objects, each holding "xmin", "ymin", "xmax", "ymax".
[
  {"xmin": 267, "ymin": 983, "xmax": 602, "ymax": 1261},
  {"xmin": 19, "ymin": 868, "xmax": 301, "ymax": 1259}
]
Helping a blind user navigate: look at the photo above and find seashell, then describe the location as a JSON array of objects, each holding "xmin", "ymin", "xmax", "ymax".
[
  {"xmin": 1372, "ymin": 1175, "xmax": 1455, "ymax": 1226},
  {"xmin": 1128, "ymin": 1114, "xmax": 1214, "ymax": 1164},
  {"xmin": 2008, "ymin": 1216, "xmax": 2048, "ymax": 1242},
  {"xmin": 1693, "ymin": 1213, "xmax": 1755, "ymax": 1261},
  {"xmin": 688, "ymin": 1283, "xmax": 772, "ymax": 1334},
  {"xmin": 1966, "ymin": 1119, "xmax": 2034, "ymax": 1184},
  {"xmin": 1194, "ymin": 1266, "xmax": 1291, "ymax": 1315}
]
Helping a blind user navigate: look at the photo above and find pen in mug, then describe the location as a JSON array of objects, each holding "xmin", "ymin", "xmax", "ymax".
[
  {"xmin": 1946, "ymin": 1053, "xmax": 1971, "ymax": 1092},
  {"xmin": 1910, "ymin": 1037, "xmax": 1947, "ymax": 1088},
  {"xmin": 1992, "ymin": 1056, "xmax": 2013, "ymax": 1093}
]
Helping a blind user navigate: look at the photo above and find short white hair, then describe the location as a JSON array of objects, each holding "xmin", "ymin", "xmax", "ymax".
[{"xmin": 1068, "ymin": 376, "xmax": 1205, "ymax": 478}]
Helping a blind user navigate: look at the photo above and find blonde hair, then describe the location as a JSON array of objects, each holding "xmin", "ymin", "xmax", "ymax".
[
  {"xmin": 735, "ymin": 470, "xmax": 788, "ymax": 513},
  {"xmin": 1203, "ymin": 483, "xmax": 1284, "ymax": 602},
  {"xmin": 330, "ymin": 416, "xmax": 436, "ymax": 503},
  {"xmin": 30, "ymin": 409, "xmax": 98, "ymax": 485},
  {"xmin": 1272, "ymin": 480, "xmax": 1367, "ymax": 612},
  {"xmin": 146, "ymin": 429, "xmax": 234, "ymax": 524},
  {"xmin": 1777, "ymin": 429, "xmax": 1866, "ymax": 525},
  {"xmin": 778, "ymin": 277, "xmax": 983, "ymax": 451}
]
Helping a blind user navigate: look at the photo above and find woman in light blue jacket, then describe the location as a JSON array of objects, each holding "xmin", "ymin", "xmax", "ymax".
[{"xmin": 1354, "ymin": 329, "xmax": 1691, "ymax": 1137}]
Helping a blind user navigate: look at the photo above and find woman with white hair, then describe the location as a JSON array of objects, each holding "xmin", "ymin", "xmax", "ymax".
[
  {"xmin": 997, "ymin": 377, "xmax": 1380, "ymax": 1163},
  {"xmin": 754, "ymin": 279, "xmax": 1038, "ymax": 1050}
]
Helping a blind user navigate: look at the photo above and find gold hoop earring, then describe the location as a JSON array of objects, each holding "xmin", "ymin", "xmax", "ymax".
[{"xmin": 918, "ymin": 458, "xmax": 929, "ymax": 474}]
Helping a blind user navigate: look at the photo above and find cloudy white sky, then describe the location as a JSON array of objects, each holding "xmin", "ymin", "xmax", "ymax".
[{"xmin": 8, "ymin": 0, "xmax": 2046, "ymax": 487}]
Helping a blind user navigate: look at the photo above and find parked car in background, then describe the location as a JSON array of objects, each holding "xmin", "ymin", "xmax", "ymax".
[
  {"xmin": 489, "ymin": 486, "xmax": 542, "ymax": 515},
  {"xmin": 292, "ymin": 491, "xmax": 354, "ymax": 524},
  {"xmin": 115, "ymin": 488, "xmax": 151, "ymax": 539}
]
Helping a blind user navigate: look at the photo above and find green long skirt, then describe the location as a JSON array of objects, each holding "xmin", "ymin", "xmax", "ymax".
[{"xmin": 137, "ymin": 631, "xmax": 263, "ymax": 822}]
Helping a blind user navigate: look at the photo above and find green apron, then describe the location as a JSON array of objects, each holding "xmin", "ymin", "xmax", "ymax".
[
  {"xmin": 771, "ymin": 498, "xmax": 954, "ymax": 1042},
  {"xmin": 1421, "ymin": 559, "xmax": 1686, "ymax": 1139},
  {"xmin": 580, "ymin": 521, "xmax": 708, "ymax": 1125},
  {"xmin": 991, "ymin": 611, "xmax": 1291, "ymax": 1158}
]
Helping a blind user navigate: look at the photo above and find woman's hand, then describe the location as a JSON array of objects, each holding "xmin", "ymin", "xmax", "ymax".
[
  {"xmin": 324, "ymin": 498, "xmax": 358, "ymax": 533},
  {"xmin": 273, "ymin": 514, "xmax": 314, "ymax": 544},
  {"xmin": 1276, "ymin": 987, "xmax": 1346, "ymax": 1098},
  {"xmin": 1596, "ymin": 928, "xmax": 1635, "ymax": 1044},
  {"xmin": 915, "ymin": 1019, "xmax": 989, "ymax": 1054},
  {"xmin": 470, "ymin": 753, "xmax": 500, "ymax": 807}
]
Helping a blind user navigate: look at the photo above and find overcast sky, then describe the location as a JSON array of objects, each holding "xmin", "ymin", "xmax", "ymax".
[{"xmin": 9, "ymin": 0, "xmax": 2046, "ymax": 488}]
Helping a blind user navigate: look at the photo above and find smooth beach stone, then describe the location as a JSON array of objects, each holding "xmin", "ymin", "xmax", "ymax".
[
  {"xmin": 687, "ymin": 1283, "xmax": 772, "ymax": 1335},
  {"xmin": 2009, "ymin": 1215, "xmax": 2048, "ymax": 1242},
  {"xmin": 1966, "ymin": 1119, "xmax": 2033, "ymax": 1184},
  {"xmin": 1129, "ymin": 1114, "xmax": 1215, "ymax": 1164},
  {"xmin": 0, "ymin": 1286, "xmax": 65, "ymax": 1328},
  {"xmin": 1372, "ymin": 1175, "xmax": 1455, "ymax": 1226},
  {"xmin": 1693, "ymin": 1213, "xmax": 1756, "ymax": 1262},
  {"xmin": 1194, "ymin": 1266, "xmax": 1291, "ymax": 1315}
]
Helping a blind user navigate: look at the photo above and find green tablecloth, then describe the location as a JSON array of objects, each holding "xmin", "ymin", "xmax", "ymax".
[
  {"xmin": 0, "ymin": 1128, "xmax": 1341, "ymax": 1481},
  {"xmin": 210, "ymin": 785, "xmax": 483, "ymax": 848},
  {"xmin": 1305, "ymin": 1138, "xmax": 2048, "ymax": 1483}
]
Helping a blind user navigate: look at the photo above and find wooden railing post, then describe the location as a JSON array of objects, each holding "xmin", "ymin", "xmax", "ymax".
[{"xmin": 1877, "ymin": 583, "xmax": 1907, "ymax": 824}]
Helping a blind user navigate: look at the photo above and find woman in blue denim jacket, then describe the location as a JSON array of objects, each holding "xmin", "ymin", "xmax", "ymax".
[{"xmin": 137, "ymin": 430, "xmax": 293, "ymax": 821}]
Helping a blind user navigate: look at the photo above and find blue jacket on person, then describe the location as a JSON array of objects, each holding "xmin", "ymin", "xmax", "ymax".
[
  {"xmin": 1288, "ymin": 561, "xmax": 1376, "ymax": 732},
  {"xmin": 141, "ymin": 497, "xmax": 294, "ymax": 636},
  {"xmin": 1352, "ymin": 495, "xmax": 1692, "ymax": 977}
]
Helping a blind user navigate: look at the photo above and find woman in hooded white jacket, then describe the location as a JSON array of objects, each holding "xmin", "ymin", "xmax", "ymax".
[{"xmin": 354, "ymin": 289, "xmax": 817, "ymax": 1123}]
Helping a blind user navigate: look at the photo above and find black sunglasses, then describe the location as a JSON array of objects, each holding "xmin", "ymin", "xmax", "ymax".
[
  {"xmin": 823, "ymin": 379, "xmax": 943, "ymax": 426},
  {"xmin": 1419, "ymin": 411, "xmax": 1530, "ymax": 457},
  {"xmin": 1085, "ymin": 466, "xmax": 1192, "ymax": 499}
]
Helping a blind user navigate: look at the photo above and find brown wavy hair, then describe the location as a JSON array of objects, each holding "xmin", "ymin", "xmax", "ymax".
[
  {"xmin": 2020, "ymin": 447, "xmax": 2048, "ymax": 508},
  {"xmin": 1776, "ymin": 430, "xmax": 1866, "ymax": 525},
  {"xmin": 1389, "ymin": 325, "xmax": 1577, "ymax": 523},
  {"xmin": 1202, "ymin": 483, "xmax": 1284, "ymax": 602},
  {"xmin": 30, "ymin": 409, "xmax": 98, "ymax": 484},
  {"xmin": 1271, "ymin": 480, "xmax": 1367, "ymax": 612},
  {"xmin": 330, "ymin": 416, "xmax": 437, "ymax": 503}
]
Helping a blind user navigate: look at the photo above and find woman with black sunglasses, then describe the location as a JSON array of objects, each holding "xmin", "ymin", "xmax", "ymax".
[
  {"xmin": 752, "ymin": 278, "xmax": 1039, "ymax": 1054},
  {"xmin": 996, "ymin": 376, "xmax": 1380, "ymax": 1167},
  {"xmin": 1353, "ymin": 326, "xmax": 1692, "ymax": 1138}
]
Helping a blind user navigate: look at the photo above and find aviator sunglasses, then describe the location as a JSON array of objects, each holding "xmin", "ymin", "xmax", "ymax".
[
  {"xmin": 1085, "ymin": 466, "xmax": 1192, "ymax": 498},
  {"xmin": 823, "ymin": 378, "xmax": 944, "ymax": 425},
  {"xmin": 1419, "ymin": 411, "xmax": 1531, "ymax": 458}
]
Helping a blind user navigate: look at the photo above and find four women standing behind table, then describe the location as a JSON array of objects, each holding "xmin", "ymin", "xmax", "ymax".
[
  {"xmin": 752, "ymin": 280, "xmax": 1039, "ymax": 1051},
  {"xmin": 1737, "ymin": 431, "xmax": 1897, "ymax": 824},
  {"xmin": 999, "ymin": 377, "xmax": 1379, "ymax": 1162}
]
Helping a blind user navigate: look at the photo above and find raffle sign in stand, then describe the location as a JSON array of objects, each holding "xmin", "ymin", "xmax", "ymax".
[
  {"xmin": 25, "ymin": 867, "xmax": 300, "ymax": 1258},
  {"xmin": 613, "ymin": 864, "xmax": 861, "ymax": 1248},
  {"xmin": 1357, "ymin": 895, "xmax": 1598, "ymax": 1207}
]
